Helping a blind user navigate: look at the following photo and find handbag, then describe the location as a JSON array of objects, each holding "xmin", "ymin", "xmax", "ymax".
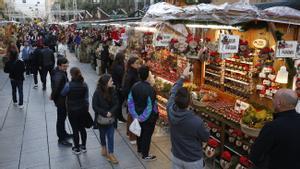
[
  {"xmin": 97, "ymin": 114, "xmax": 115, "ymax": 125},
  {"xmin": 83, "ymin": 111, "xmax": 94, "ymax": 128}
]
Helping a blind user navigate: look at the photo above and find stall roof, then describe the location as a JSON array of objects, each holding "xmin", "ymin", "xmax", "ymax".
[{"xmin": 143, "ymin": 2, "xmax": 300, "ymax": 26}]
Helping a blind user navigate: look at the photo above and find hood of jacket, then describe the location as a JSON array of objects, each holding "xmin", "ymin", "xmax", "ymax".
[{"xmin": 168, "ymin": 104, "xmax": 193, "ymax": 125}]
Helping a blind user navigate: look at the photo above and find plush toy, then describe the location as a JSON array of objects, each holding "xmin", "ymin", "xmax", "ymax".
[
  {"xmin": 235, "ymin": 156, "xmax": 253, "ymax": 169},
  {"xmin": 204, "ymin": 138, "xmax": 220, "ymax": 158},
  {"xmin": 220, "ymin": 151, "xmax": 232, "ymax": 169}
]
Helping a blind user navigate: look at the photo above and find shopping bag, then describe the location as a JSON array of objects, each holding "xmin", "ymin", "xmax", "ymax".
[{"xmin": 129, "ymin": 118, "xmax": 141, "ymax": 137}]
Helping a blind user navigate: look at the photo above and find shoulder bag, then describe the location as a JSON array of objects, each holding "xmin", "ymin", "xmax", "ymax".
[{"xmin": 97, "ymin": 114, "xmax": 115, "ymax": 125}]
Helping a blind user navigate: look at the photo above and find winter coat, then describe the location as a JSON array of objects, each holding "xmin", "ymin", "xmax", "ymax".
[
  {"xmin": 51, "ymin": 67, "xmax": 68, "ymax": 107},
  {"xmin": 122, "ymin": 67, "xmax": 139, "ymax": 99},
  {"xmin": 92, "ymin": 88, "xmax": 119, "ymax": 125},
  {"xmin": 249, "ymin": 109, "xmax": 300, "ymax": 169},
  {"xmin": 61, "ymin": 80, "xmax": 89, "ymax": 113},
  {"xmin": 111, "ymin": 63, "xmax": 125, "ymax": 89},
  {"xmin": 40, "ymin": 47, "xmax": 55, "ymax": 68},
  {"xmin": 4, "ymin": 59, "xmax": 25, "ymax": 81}
]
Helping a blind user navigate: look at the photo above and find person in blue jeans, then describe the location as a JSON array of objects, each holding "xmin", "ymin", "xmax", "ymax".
[
  {"xmin": 92, "ymin": 74, "xmax": 119, "ymax": 164},
  {"xmin": 4, "ymin": 50, "xmax": 25, "ymax": 109}
]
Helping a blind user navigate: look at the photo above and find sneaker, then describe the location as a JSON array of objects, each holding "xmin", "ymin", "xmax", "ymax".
[
  {"xmin": 72, "ymin": 147, "xmax": 81, "ymax": 155},
  {"xmin": 118, "ymin": 120, "xmax": 124, "ymax": 124},
  {"xmin": 101, "ymin": 147, "xmax": 107, "ymax": 156},
  {"xmin": 58, "ymin": 140, "xmax": 72, "ymax": 147},
  {"xmin": 80, "ymin": 145, "xmax": 87, "ymax": 153},
  {"xmin": 130, "ymin": 140, "xmax": 136, "ymax": 145},
  {"xmin": 142, "ymin": 155, "xmax": 157, "ymax": 162},
  {"xmin": 13, "ymin": 102, "xmax": 18, "ymax": 106},
  {"xmin": 19, "ymin": 105, "xmax": 24, "ymax": 109},
  {"xmin": 33, "ymin": 84, "xmax": 38, "ymax": 89}
]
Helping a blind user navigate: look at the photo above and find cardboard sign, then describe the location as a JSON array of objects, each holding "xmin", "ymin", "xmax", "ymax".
[
  {"xmin": 234, "ymin": 100, "xmax": 250, "ymax": 114},
  {"xmin": 218, "ymin": 34, "xmax": 240, "ymax": 54},
  {"xmin": 275, "ymin": 41, "xmax": 297, "ymax": 58},
  {"xmin": 253, "ymin": 39, "xmax": 268, "ymax": 49},
  {"xmin": 153, "ymin": 33, "xmax": 173, "ymax": 47}
]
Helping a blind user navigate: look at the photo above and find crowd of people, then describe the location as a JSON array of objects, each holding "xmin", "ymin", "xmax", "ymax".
[{"xmin": 1, "ymin": 22, "xmax": 300, "ymax": 169}]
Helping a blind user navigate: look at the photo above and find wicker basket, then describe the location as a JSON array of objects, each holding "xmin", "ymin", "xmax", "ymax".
[{"xmin": 240, "ymin": 121, "xmax": 261, "ymax": 137}]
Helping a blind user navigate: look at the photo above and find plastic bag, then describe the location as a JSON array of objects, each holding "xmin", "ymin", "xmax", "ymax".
[{"xmin": 129, "ymin": 119, "xmax": 141, "ymax": 137}]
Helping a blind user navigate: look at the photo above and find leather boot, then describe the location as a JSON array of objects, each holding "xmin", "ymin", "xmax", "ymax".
[
  {"xmin": 101, "ymin": 146, "xmax": 107, "ymax": 157},
  {"xmin": 107, "ymin": 153, "xmax": 119, "ymax": 164}
]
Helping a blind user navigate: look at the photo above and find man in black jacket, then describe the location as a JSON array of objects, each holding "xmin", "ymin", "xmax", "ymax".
[
  {"xmin": 128, "ymin": 65, "xmax": 158, "ymax": 161},
  {"xmin": 167, "ymin": 64, "xmax": 209, "ymax": 169},
  {"xmin": 40, "ymin": 43, "xmax": 55, "ymax": 90},
  {"xmin": 31, "ymin": 44, "xmax": 43, "ymax": 88},
  {"xmin": 50, "ymin": 58, "xmax": 72, "ymax": 146},
  {"xmin": 250, "ymin": 89, "xmax": 300, "ymax": 169}
]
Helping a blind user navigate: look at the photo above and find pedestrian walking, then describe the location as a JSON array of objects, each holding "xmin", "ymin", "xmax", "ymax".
[
  {"xmin": 92, "ymin": 74, "xmax": 119, "ymax": 164},
  {"xmin": 57, "ymin": 39, "xmax": 68, "ymax": 59},
  {"xmin": 250, "ymin": 89, "xmax": 300, "ymax": 169},
  {"xmin": 61, "ymin": 67, "xmax": 89, "ymax": 155},
  {"xmin": 21, "ymin": 41, "xmax": 33, "ymax": 76},
  {"xmin": 122, "ymin": 57, "xmax": 140, "ymax": 144},
  {"xmin": 167, "ymin": 64, "xmax": 209, "ymax": 169},
  {"xmin": 50, "ymin": 57, "xmax": 72, "ymax": 146},
  {"xmin": 127, "ymin": 65, "xmax": 159, "ymax": 161},
  {"xmin": 111, "ymin": 52, "xmax": 126, "ymax": 123},
  {"xmin": 100, "ymin": 42, "xmax": 111, "ymax": 74},
  {"xmin": 40, "ymin": 43, "xmax": 55, "ymax": 90},
  {"xmin": 4, "ymin": 50, "xmax": 25, "ymax": 109},
  {"xmin": 31, "ymin": 43, "xmax": 43, "ymax": 88}
]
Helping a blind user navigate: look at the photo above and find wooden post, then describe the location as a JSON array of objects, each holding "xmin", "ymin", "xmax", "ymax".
[{"xmin": 267, "ymin": 22, "xmax": 277, "ymax": 42}]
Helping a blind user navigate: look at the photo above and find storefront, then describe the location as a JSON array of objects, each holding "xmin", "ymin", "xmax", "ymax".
[{"xmin": 121, "ymin": 2, "xmax": 300, "ymax": 168}]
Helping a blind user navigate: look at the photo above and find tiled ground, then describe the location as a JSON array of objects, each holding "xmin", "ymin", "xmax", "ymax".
[{"xmin": 0, "ymin": 52, "xmax": 212, "ymax": 169}]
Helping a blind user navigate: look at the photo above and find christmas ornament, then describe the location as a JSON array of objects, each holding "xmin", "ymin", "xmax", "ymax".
[
  {"xmin": 220, "ymin": 151, "xmax": 232, "ymax": 169},
  {"xmin": 204, "ymin": 138, "xmax": 220, "ymax": 158}
]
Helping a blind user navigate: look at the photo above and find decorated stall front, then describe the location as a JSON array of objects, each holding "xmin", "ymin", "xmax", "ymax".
[{"xmin": 124, "ymin": 1, "xmax": 300, "ymax": 168}]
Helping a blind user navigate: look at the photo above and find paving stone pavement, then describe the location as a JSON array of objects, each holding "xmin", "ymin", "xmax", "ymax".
[{"xmin": 0, "ymin": 53, "xmax": 212, "ymax": 169}]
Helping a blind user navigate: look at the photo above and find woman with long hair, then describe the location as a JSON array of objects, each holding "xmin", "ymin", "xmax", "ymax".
[
  {"xmin": 111, "ymin": 52, "xmax": 126, "ymax": 123},
  {"xmin": 61, "ymin": 67, "xmax": 89, "ymax": 154},
  {"xmin": 92, "ymin": 74, "xmax": 119, "ymax": 164},
  {"xmin": 4, "ymin": 50, "xmax": 25, "ymax": 109},
  {"xmin": 122, "ymin": 56, "xmax": 141, "ymax": 144}
]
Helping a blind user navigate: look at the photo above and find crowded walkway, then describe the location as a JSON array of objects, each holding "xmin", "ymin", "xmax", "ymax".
[{"xmin": 0, "ymin": 51, "xmax": 175, "ymax": 169}]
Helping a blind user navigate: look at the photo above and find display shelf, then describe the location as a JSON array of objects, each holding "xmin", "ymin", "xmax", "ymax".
[
  {"xmin": 224, "ymin": 143, "xmax": 243, "ymax": 157},
  {"xmin": 206, "ymin": 71, "xmax": 221, "ymax": 77},
  {"xmin": 226, "ymin": 58, "xmax": 253, "ymax": 65},
  {"xmin": 225, "ymin": 68, "xmax": 247, "ymax": 75},
  {"xmin": 224, "ymin": 77, "xmax": 249, "ymax": 85},
  {"xmin": 224, "ymin": 85, "xmax": 251, "ymax": 94},
  {"xmin": 206, "ymin": 64, "xmax": 222, "ymax": 70}
]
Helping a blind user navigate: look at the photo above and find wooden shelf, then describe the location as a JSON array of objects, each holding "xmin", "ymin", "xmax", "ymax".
[
  {"xmin": 226, "ymin": 58, "xmax": 253, "ymax": 65},
  {"xmin": 224, "ymin": 77, "xmax": 249, "ymax": 85},
  {"xmin": 206, "ymin": 71, "xmax": 221, "ymax": 77},
  {"xmin": 225, "ymin": 68, "xmax": 247, "ymax": 75}
]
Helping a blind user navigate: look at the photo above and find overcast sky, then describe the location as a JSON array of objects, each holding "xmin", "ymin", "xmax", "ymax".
[{"xmin": 14, "ymin": 0, "xmax": 46, "ymax": 17}]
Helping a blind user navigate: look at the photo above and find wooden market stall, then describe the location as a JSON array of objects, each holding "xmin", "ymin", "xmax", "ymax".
[{"xmin": 125, "ymin": 2, "xmax": 300, "ymax": 168}]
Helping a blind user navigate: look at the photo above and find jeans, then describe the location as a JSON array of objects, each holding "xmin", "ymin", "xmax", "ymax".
[
  {"xmin": 41, "ymin": 65, "xmax": 53, "ymax": 88},
  {"xmin": 137, "ymin": 120, "xmax": 156, "ymax": 158},
  {"xmin": 68, "ymin": 111, "xmax": 87, "ymax": 148},
  {"xmin": 56, "ymin": 106, "xmax": 68, "ymax": 141},
  {"xmin": 24, "ymin": 60, "xmax": 31, "ymax": 75},
  {"xmin": 11, "ymin": 80, "xmax": 23, "ymax": 105},
  {"xmin": 32, "ymin": 67, "xmax": 42, "ymax": 85},
  {"xmin": 99, "ymin": 125, "xmax": 115, "ymax": 153},
  {"xmin": 172, "ymin": 154, "xmax": 204, "ymax": 169}
]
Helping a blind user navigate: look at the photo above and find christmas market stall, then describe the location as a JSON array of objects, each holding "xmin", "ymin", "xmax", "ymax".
[{"xmin": 123, "ymin": 2, "xmax": 300, "ymax": 168}]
